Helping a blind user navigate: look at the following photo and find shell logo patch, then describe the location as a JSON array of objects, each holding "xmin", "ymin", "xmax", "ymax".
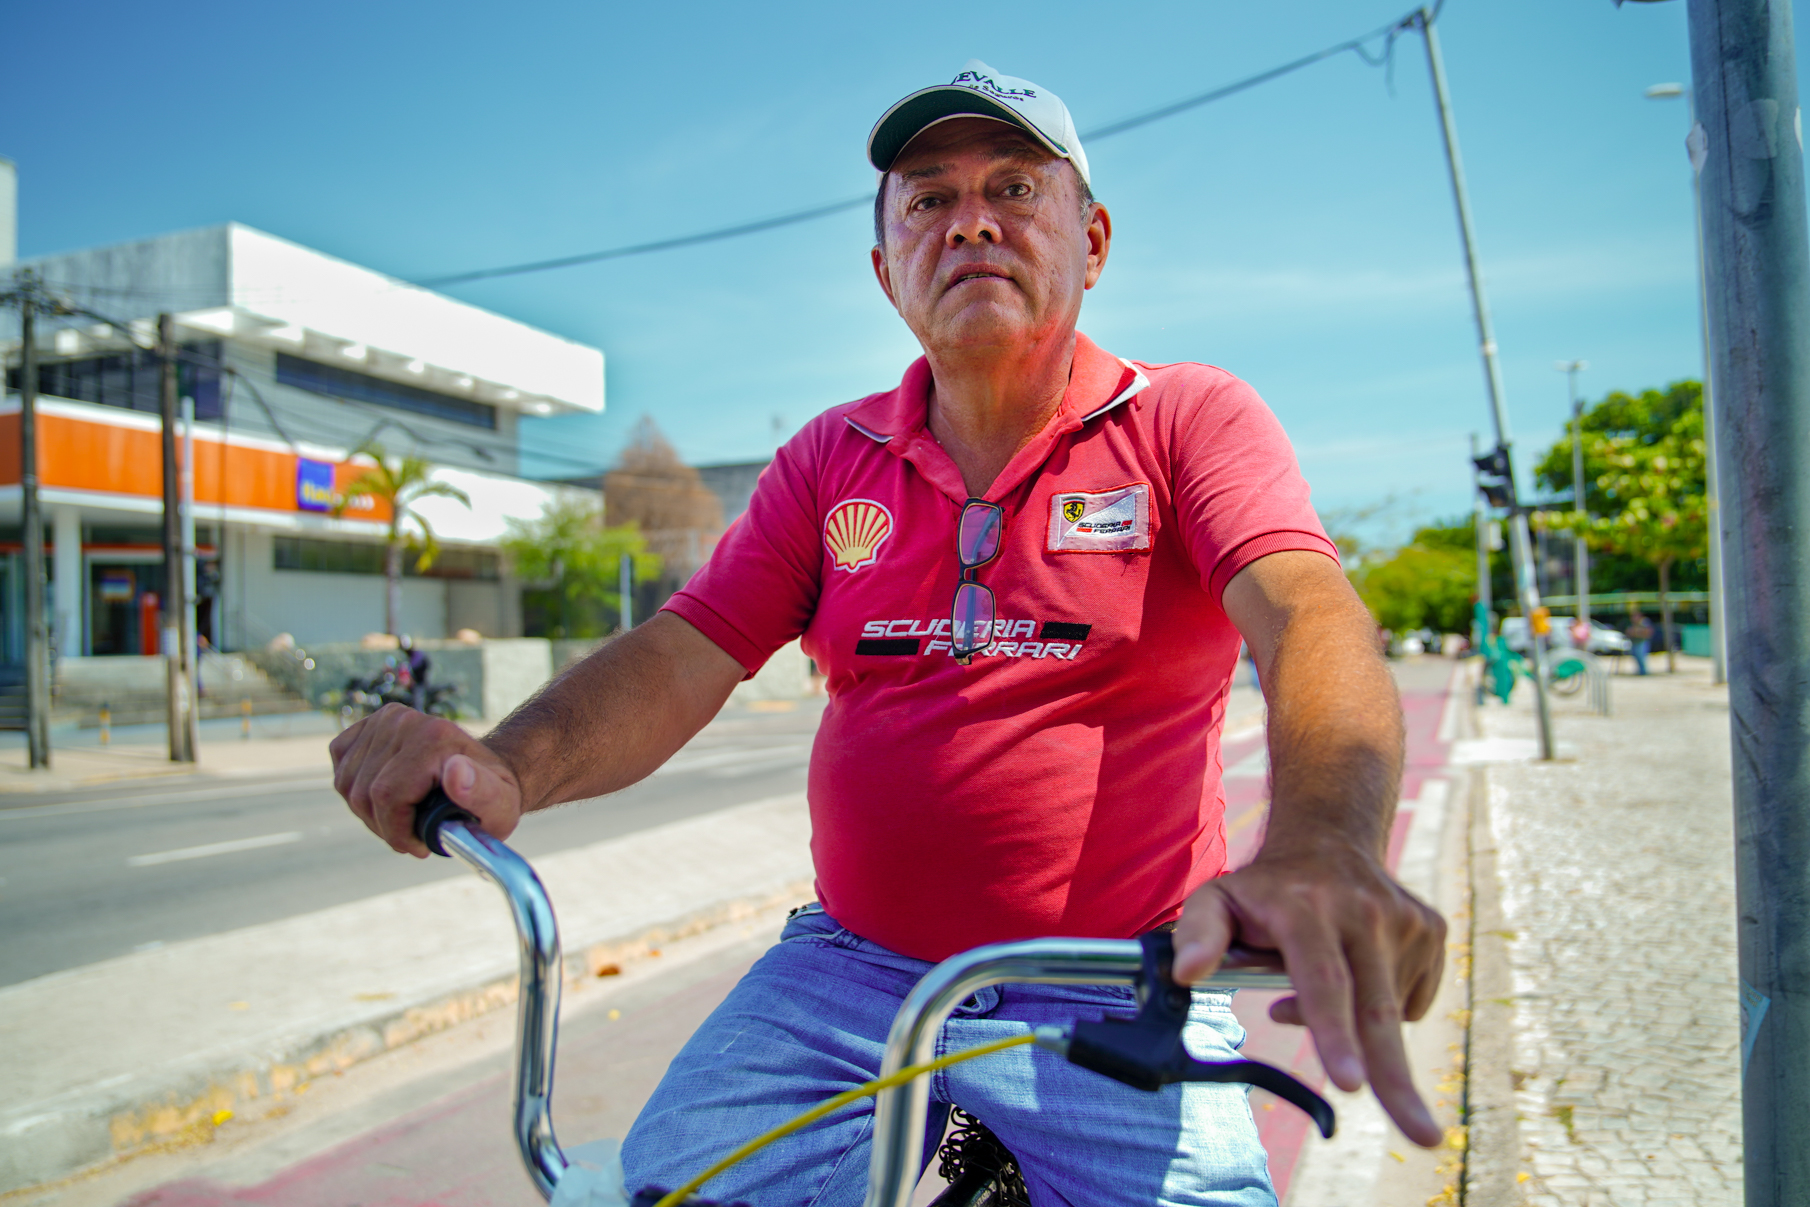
[
  {"xmin": 825, "ymin": 498, "xmax": 894, "ymax": 572},
  {"xmin": 1048, "ymin": 483, "xmax": 1152, "ymax": 553}
]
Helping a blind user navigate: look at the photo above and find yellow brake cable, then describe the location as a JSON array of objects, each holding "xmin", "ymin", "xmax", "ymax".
[{"xmin": 651, "ymin": 1032, "xmax": 1035, "ymax": 1207}]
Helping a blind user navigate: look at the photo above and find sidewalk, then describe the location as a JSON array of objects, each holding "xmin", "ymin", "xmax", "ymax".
[
  {"xmin": 1463, "ymin": 656, "xmax": 1742, "ymax": 1204},
  {"xmin": 0, "ymin": 713, "xmax": 341, "ymax": 794}
]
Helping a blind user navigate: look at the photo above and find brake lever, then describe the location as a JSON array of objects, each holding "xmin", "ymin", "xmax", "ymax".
[{"xmin": 1037, "ymin": 931, "xmax": 1336, "ymax": 1139}]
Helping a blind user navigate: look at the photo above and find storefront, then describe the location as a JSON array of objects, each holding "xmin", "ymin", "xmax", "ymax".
[{"xmin": 0, "ymin": 394, "xmax": 586, "ymax": 655}]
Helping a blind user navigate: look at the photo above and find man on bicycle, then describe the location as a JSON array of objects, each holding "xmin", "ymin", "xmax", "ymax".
[{"xmin": 333, "ymin": 61, "xmax": 1445, "ymax": 1205}]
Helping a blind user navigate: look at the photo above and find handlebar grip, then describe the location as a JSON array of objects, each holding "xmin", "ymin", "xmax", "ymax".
[{"xmin": 413, "ymin": 786, "xmax": 478, "ymax": 857}]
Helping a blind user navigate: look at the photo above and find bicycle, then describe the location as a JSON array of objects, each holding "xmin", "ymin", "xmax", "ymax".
[{"xmin": 410, "ymin": 791, "xmax": 1335, "ymax": 1207}]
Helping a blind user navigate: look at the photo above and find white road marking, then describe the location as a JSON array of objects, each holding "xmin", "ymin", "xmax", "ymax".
[
  {"xmin": 127, "ymin": 831, "xmax": 304, "ymax": 867},
  {"xmin": 0, "ymin": 777, "xmax": 333, "ymax": 822}
]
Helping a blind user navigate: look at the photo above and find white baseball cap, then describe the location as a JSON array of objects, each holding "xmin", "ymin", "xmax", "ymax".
[{"xmin": 867, "ymin": 60, "xmax": 1092, "ymax": 188}]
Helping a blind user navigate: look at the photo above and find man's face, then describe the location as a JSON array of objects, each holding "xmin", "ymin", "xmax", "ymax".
[{"xmin": 871, "ymin": 117, "xmax": 1110, "ymax": 359}]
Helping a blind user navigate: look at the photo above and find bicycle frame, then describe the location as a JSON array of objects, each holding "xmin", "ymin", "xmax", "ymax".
[{"xmin": 435, "ymin": 815, "xmax": 1293, "ymax": 1206}]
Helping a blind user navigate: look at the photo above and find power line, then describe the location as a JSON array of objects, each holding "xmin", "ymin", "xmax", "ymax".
[
  {"xmin": 415, "ymin": 6, "xmax": 1425, "ymax": 289},
  {"xmin": 418, "ymin": 194, "xmax": 876, "ymax": 288}
]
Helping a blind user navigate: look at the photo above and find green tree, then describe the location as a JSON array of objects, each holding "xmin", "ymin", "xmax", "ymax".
[
  {"xmin": 502, "ymin": 495, "xmax": 661, "ymax": 639},
  {"xmin": 1347, "ymin": 518, "xmax": 1482, "ymax": 636},
  {"xmin": 1537, "ymin": 387, "xmax": 1708, "ymax": 671},
  {"xmin": 335, "ymin": 444, "xmax": 471, "ymax": 636},
  {"xmin": 1535, "ymin": 380, "xmax": 1700, "ymax": 507}
]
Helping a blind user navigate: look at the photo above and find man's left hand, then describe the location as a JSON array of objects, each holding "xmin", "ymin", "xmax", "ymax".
[{"xmin": 1172, "ymin": 838, "xmax": 1447, "ymax": 1148}]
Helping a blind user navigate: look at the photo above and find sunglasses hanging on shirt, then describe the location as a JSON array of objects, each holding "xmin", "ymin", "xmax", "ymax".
[{"xmin": 951, "ymin": 499, "xmax": 1004, "ymax": 665}]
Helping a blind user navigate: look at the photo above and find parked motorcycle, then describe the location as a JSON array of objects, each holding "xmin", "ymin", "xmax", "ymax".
[{"xmin": 339, "ymin": 656, "xmax": 461, "ymax": 721}]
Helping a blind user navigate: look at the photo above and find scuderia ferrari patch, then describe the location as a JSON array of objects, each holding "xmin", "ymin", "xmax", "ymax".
[{"xmin": 1047, "ymin": 483, "xmax": 1152, "ymax": 553}]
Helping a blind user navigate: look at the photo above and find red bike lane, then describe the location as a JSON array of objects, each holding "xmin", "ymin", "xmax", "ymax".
[
  {"xmin": 1227, "ymin": 660, "xmax": 1460, "ymax": 1201},
  {"xmin": 122, "ymin": 664, "xmax": 1461, "ymax": 1207}
]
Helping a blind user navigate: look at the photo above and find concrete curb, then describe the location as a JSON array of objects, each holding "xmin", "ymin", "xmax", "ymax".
[
  {"xmin": 1465, "ymin": 761, "xmax": 1526, "ymax": 1204},
  {"xmin": 0, "ymin": 795, "xmax": 814, "ymax": 1192},
  {"xmin": 1, "ymin": 880, "xmax": 812, "ymax": 1193}
]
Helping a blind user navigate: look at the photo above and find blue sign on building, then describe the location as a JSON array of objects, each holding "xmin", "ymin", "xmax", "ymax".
[{"xmin": 296, "ymin": 459, "xmax": 336, "ymax": 512}]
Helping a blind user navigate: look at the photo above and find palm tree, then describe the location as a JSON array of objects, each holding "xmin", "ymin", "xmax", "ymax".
[{"xmin": 335, "ymin": 444, "xmax": 471, "ymax": 636}]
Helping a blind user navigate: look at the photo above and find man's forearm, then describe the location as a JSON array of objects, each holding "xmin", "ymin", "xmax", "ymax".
[
  {"xmin": 483, "ymin": 612, "xmax": 747, "ymax": 811},
  {"xmin": 1202, "ymin": 551, "xmax": 1440, "ymax": 1147},
  {"xmin": 1258, "ymin": 590, "xmax": 1403, "ymax": 858},
  {"xmin": 1225, "ymin": 553, "xmax": 1404, "ymax": 859}
]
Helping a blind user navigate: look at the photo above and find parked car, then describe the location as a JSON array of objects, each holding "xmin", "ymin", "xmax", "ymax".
[{"xmin": 1500, "ymin": 617, "xmax": 1632, "ymax": 655}]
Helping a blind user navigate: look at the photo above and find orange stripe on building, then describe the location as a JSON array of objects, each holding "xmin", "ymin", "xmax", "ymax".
[{"xmin": 0, "ymin": 409, "xmax": 392, "ymax": 523}]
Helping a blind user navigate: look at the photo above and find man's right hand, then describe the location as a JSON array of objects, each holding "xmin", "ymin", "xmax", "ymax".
[{"xmin": 330, "ymin": 703, "xmax": 524, "ymax": 858}]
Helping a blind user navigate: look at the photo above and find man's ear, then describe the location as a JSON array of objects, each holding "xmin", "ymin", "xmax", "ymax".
[
  {"xmin": 1083, "ymin": 202, "xmax": 1112, "ymax": 290},
  {"xmin": 871, "ymin": 244, "xmax": 899, "ymax": 311}
]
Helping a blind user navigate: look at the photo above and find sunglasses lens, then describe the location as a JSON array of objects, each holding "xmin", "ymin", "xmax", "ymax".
[
  {"xmin": 951, "ymin": 581, "xmax": 996, "ymax": 653},
  {"xmin": 957, "ymin": 503, "xmax": 1003, "ymax": 567}
]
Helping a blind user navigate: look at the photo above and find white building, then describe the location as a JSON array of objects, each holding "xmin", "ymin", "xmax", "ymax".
[{"xmin": 2, "ymin": 222, "xmax": 604, "ymax": 657}]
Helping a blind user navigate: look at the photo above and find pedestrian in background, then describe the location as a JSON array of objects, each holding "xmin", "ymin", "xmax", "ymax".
[{"xmin": 1629, "ymin": 611, "xmax": 1654, "ymax": 676}]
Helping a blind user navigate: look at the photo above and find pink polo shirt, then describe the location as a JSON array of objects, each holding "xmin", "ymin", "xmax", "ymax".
[{"xmin": 664, "ymin": 334, "xmax": 1337, "ymax": 962}]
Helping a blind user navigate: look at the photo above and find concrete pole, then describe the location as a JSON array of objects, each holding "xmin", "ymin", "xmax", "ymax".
[
  {"xmin": 180, "ymin": 394, "xmax": 200, "ymax": 756},
  {"xmin": 1472, "ymin": 434, "xmax": 1492, "ymax": 706},
  {"xmin": 1472, "ymin": 434, "xmax": 1492, "ymax": 619},
  {"xmin": 52, "ymin": 506, "xmax": 80, "ymax": 659},
  {"xmin": 1684, "ymin": 1, "xmax": 1810, "ymax": 1200},
  {"xmin": 158, "ymin": 315, "xmax": 195, "ymax": 763},
  {"xmin": 1417, "ymin": 6, "xmax": 1555, "ymax": 759},
  {"xmin": 18, "ymin": 288, "xmax": 49, "ymax": 768},
  {"xmin": 1651, "ymin": 82, "xmax": 1730, "ymax": 684},
  {"xmin": 1690, "ymin": 103, "xmax": 1730, "ymax": 687},
  {"xmin": 619, "ymin": 552, "xmax": 633, "ymax": 631},
  {"xmin": 1558, "ymin": 360, "xmax": 1591, "ymax": 629}
]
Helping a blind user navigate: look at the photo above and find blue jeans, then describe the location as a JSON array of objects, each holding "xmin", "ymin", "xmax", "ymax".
[{"xmin": 621, "ymin": 905, "xmax": 1276, "ymax": 1207}]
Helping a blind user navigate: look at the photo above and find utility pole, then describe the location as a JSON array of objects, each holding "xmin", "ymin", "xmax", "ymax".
[
  {"xmin": 1415, "ymin": 5, "xmax": 1555, "ymax": 759},
  {"xmin": 1471, "ymin": 434, "xmax": 1493, "ymax": 706},
  {"xmin": 158, "ymin": 315, "xmax": 196, "ymax": 762},
  {"xmin": 1685, "ymin": 0, "xmax": 1810, "ymax": 1200},
  {"xmin": 1647, "ymin": 81, "xmax": 1728, "ymax": 683},
  {"xmin": 1471, "ymin": 434, "xmax": 1492, "ymax": 619},
  {"xmin": 17, "ymin": 276, "xmax": 49, "ymax": 768},
  {"xmin": 619, "ymin": 552, "xmax": 634, "ymax": 631},
  {"xmin": 181, "ymin": 394, "xmax": 198, "ymax": 693},
  {"xmin": 1557, "ymin": 360, "xmax": 1590, "ymax": 630}
]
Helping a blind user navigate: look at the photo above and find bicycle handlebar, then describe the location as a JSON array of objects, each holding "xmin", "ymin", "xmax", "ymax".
[
  {"xmin": 415, "ymin": 788, "xmax": 568, "ymax": 1199},
  {"xmin": 413, "ymin": 794, "xmax": 1328, "ymax": 1207}
]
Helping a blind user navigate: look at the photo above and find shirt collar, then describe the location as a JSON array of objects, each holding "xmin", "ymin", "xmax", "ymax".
[{"xmin": 842, "ymin": 332, "xmax": 1147, "ymax": 447}]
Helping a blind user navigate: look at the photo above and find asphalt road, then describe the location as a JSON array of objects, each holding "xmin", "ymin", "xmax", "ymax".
[{"xmin": 0, "ymin": 702, "xmax": 825, "ymax": 987}]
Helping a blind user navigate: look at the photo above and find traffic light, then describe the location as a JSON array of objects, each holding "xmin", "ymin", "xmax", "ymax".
[
  {"xmin": 1472, "ymin": 447, "xmax": 1510, "ymax": 479},
  {"xmin": 1473, "ymin": 444, "xmax": 1518, "ymax": 511}
]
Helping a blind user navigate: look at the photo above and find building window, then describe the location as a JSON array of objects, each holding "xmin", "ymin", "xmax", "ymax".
[
  {"xmin": 8, "ymin": 342, "xmax": 223, "ymax": 419},
  {"xmin": 275, "ymin": 354, "xmax": 497, "ymax": 430},
  {"xmin": 273, "ymin": 536, "xmax": 497, "ymax": 580}
]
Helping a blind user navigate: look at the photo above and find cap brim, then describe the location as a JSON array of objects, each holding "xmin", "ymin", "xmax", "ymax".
[{"xmin": 867, "ymin": 85, "xmax": 1070, "ymax": 173}]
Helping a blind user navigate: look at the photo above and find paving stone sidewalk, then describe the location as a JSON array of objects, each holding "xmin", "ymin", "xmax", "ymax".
[{"xmin": 1476, "ymin": 658, "xmax": 1742, "ymax": 1205}]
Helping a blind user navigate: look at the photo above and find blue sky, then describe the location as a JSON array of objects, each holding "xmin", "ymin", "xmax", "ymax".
[{"xmin": 6, "ymin": 0, "xmax": 1746, "ymax": 543}]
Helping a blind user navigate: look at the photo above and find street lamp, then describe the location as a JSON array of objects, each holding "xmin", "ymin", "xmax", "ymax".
[
  {"xmin": 1646, "ymin": 80, "xmax": 1726, "ymax": 683},
  {"xmin": 1555, "ymin": 360, "xmax": 1590, "ymax": 631}
]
